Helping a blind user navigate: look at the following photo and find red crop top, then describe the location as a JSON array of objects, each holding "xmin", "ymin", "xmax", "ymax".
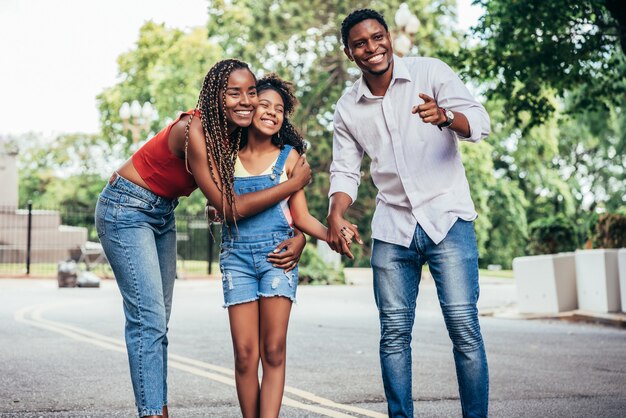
[{"xmin": 132, "ymin": 110, "xmax": 198, "ymax": 199}]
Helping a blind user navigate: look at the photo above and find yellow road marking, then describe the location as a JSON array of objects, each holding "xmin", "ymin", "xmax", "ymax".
[{"xmin": 15, "ymin": 303, "xmax": 386, "ymax": 418}]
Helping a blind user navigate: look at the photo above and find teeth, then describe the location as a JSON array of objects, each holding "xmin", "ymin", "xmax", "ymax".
[
  {"xmin": 235, "ymin": 110, "xmax": 251, "ymax": 115},
  {"xmin": 367, "ymin": 53, "xmax": 384, "ymax": 63}
]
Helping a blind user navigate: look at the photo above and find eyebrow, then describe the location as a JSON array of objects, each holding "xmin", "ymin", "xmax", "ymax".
[
  {"xmin": 352, "ymin": 31, "xmax": 384, "ymax": 44},
  {"xmin": 226, "ymin": 86, "xmax": 257, "ymax": 91},
  {"xmin": 259, "ymin": 98, "xmax": 284, "ymax": 107}
]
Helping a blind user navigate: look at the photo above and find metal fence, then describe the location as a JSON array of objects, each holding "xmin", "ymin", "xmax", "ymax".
[{"xmin": 0, "ymin": 203, "xmax": 219, "ymax": 278}]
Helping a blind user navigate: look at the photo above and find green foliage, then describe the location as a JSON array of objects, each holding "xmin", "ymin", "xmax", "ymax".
[
  {"xmin": 527, "ymin": 215, "xmax": 579, "ymax": 255},
  {"xmin": 298, "ymin": 244, "xmax": 344, "ymax": 285},
  {"xmin": 97, "ymin": 22, "xmax": 221, "ymax": 159},
  {"xmin": 462, "ymin": 0, "xmax": 626, "ymax": 127},
  {"xmin": 593, "ymin": 213, "xmax": 626, "ymax": 248},
  {"xmin": 481, "ymin": 177, "xmax": 529, "ymax": 269}
]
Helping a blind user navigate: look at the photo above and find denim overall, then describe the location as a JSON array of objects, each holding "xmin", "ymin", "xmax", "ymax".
[{"xmin": 219, "ymin": 145, "xmax": 297, "ymax": 307}]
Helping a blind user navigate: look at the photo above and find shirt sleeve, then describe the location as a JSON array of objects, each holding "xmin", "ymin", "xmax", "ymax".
[
  {"xmin": 328, "ymin": 106, "xmax": 364, "ymax": 204},
  {"xmin": 432, "ymin": 59, "xmax": 491, "ymax": 143}
]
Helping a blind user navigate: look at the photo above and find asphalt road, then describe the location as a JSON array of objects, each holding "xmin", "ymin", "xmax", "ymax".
[{"xmin": 1, "ymin": 277, "xmax": 625, "ymax": 417}]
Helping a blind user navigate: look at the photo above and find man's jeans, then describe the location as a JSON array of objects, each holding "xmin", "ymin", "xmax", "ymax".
[{"xmin": 372, "ymin": 219, "xmax": 489, "ymax": 418}]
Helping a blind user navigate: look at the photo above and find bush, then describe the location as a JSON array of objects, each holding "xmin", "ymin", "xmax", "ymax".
[
  {"xmin": 298, "ymin": 244, "xmax": 344, "ymax": 285},
  {"xmin": 527, "ymin": 215, "xmax": 579, "ymax": 255},
  {"xmin": 593, "ymin": 213, "xmax": 626, "ymax": 248}
]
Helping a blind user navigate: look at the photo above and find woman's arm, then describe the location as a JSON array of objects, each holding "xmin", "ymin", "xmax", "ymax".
[{"xmin": 180, "ymin": 117, "xmax": 311, "ymax": 222}]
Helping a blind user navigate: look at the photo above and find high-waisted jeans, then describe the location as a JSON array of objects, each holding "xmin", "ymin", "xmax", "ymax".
[
  {"xmin": 95, "ymin": 174, "xmax": 178, "ymax": 417},
  {"xmin": 371, "ymin": 219, "xmax": 489, "ymax": 418}
]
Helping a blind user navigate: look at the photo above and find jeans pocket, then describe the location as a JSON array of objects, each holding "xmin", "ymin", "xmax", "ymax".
[
  {"xmin": 219, "ymin": 246, "xmax": 232, "ymax": 262},
  {"xmin": 95, "ymin": 196, "xmax": 109, "ymax": 237}
]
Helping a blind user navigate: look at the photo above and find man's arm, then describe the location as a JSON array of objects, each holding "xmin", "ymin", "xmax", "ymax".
[
  {"xmin": 414, "ymin": 59, "xmax": 490, "ymax": 142},
  {"xmin": 327, "ymin": 107, "xmax": 364, "ymax": 258}
]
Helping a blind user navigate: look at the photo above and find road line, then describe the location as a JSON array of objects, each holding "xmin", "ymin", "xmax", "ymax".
[{"xmin": 15, "ymin": 303, "xmax": 386, "ymax": 418}]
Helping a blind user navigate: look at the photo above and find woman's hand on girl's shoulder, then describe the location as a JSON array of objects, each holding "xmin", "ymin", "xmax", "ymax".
[{"xmin": 288, "ymin": 150, "xmax": 311, "ymax": 188}]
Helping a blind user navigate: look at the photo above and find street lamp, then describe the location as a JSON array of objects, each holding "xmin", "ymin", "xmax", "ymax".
[
  {"xmin": 393, "ymin": 3, "xmax": 420, "ymax": 57},
  {"xmin": 119, "ymin": 100, "xmax": 155, "ymax": 144}
]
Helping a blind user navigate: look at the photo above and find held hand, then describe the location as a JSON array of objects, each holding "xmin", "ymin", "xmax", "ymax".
[
  {"xmin": 267, "ymin": 231, "xmax": 306, "ymax": 272},
  {"xmin": 291, "ymin": 155, "xmax": 312, "ymax": 189},
  {"xmin": 326, "ymin": 216, "xmax": 363, "ymax": 260},
  {"xmin": 412, "ymin": 93, "xmax": 446, "ymax": 126}
]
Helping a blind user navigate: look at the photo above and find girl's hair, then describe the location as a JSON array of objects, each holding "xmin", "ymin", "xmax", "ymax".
[
  {"xmin": 240, "ymin": 73, "xmax": 307, "ymax": 154},
  {"xmin": 185, "ymin": 58, "xmax": 255, "ymax": 218}
]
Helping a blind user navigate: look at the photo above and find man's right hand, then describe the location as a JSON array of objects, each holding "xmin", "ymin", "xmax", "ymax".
[{"xmin": 291, "ymin": 155, "xmax": 312, "ymax": 189}]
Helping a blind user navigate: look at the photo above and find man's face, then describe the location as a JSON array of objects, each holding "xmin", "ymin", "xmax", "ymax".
[{"xmin": 344, "ymin": 19, "xmax": 393, "ymax": 76}]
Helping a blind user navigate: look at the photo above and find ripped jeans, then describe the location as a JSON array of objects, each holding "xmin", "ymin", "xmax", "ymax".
[
  {"xmin": 220, "ymin": 232, "xmax": 298, "ymax": 308},
  {"xmin": 371, "ymin": 219, "xmax": 489, "ymax": 418}
]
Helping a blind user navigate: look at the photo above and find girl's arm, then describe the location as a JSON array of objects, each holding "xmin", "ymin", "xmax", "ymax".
[
  {"xmin": 288, "ymin": 189, "xmax": 328, "ymax": 241},
  {"xmin": 283, "ymin": 148, "xmax": 327, "ymax": 241},
  {"xmin": 181, "ymin": 116, "xmax": 311, "ymax": 222}
]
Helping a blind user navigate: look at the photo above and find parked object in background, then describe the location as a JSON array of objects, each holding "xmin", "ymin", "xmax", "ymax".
[
  {"xmin": 617, "ymin": 249, "xmax": 626, "ymax": 313},
  {"xmin": 57, "ymin": 260, "xmax": 78, "ymax": 288},
  {"xmin": 575, "ymin": 249, "xmax": 620, "ymax": 313},
  {"xmin": 514, "ymin": 253, "xmax": 577, "ymax": 314},
  {"xmin": 77, "ymin": 270, "xmax": 101, "ymax": 288}
]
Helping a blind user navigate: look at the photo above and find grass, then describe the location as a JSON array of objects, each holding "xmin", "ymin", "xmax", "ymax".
[
  {"xmin": 0, "ymin": 260, "xmax": 219, "ymax": 279},
  {"xmin": 479, "ymin": 268, "xmax": 514, "ymax": 279}
]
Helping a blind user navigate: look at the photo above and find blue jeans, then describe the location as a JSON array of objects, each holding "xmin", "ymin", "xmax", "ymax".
[
  {"xmin": 371, "ymin": 219, "xmax": 488, "ymax": 418},
  {"xmin": 95, "ymin": 174, "xmax": 178, "ymax": 417}
]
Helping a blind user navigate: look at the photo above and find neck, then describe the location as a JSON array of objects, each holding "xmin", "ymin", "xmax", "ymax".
[
  {"xmin": 362, "ymin": 59, "xmax": 394, "ymax": 96},
  {"xmin": 243, "ymin": 127, "xmax": 276, "ymax": 153}
]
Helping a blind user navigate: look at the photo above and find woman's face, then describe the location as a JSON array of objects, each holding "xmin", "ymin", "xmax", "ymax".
[
  {"xmin": 251, "ymin": 89, "xmax": 284, "ymax": 138},
  {"xmin": 223, "ymin": 68, "xmax": 258, "ymax": 128}
]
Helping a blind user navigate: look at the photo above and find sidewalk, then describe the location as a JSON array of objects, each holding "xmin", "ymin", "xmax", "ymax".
[{"xmin": 343, "ymin": 268, "xmax": 626, "ymax": 328}]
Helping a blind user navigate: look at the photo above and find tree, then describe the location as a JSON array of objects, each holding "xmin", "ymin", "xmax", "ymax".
[
  {"xmin": 462, "ymin": 0, "xmax": 626, "ymax": 127},
  {"xmin": 17, "ymin": 132, "xmax": 113, "ymax": 217}
]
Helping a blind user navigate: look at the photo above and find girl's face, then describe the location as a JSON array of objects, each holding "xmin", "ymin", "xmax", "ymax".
[
  {"xmin": 223, "ymin": 68, "xmax": 258, "ymax": 128},
  {"xmin": 251, "ymin": 89, "xmax": 284, "ymax": 138}
]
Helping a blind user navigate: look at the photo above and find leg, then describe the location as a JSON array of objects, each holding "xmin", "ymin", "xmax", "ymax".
[
  {"xmin": 228, "ymin": 301, "xmax": 261, "ymax": 418},
  {"xmin": 155, "ymin": 217, "xmax": 177, "ymax": 417},
  {"xmin": 423, "ymin": 220, "xmax": 489, "ymax": 418},
  {"xmin": 99, "ymin": 219, "xmax": 169, "ymax": 417},
  {"xmin": 371, "ymin": 239, "xmax": 422, "ymax": 418},
  {"xmin": 259, "ymin": 296, "xmax": 292, "ymax": 418}
]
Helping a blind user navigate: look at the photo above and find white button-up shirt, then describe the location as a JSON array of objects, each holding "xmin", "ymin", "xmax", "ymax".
[{"xmin": 329, "ymin": 56, "xmax": 490, "ymax": 247}]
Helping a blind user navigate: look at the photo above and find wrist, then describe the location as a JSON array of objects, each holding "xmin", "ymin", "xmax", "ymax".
[{"xmin": 437, "ymin": 108, "xmax": 454, "ymax": 129}]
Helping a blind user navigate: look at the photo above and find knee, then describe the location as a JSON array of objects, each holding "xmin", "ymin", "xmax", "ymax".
[
  {"xmin": 442, "ymin": 304, "xmax": 483, "ymax": 353},
  {"xmin": 234, "ymin": 344, "xmax": 259, "ymax": 375},
  {"xmin": 261, "ymin": 341, "xmax": 286, "ymax": 369},
  {"xmin": 379, "ymin": 309, "xmax": 414, "ymax": 353}
]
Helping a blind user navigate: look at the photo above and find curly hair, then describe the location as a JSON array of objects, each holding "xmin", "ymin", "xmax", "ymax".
[
  {"xmin": 185, "ymin": 58, "xmax": 255, "ymax": 219},
  {"xmin": 341, "ymin": 8, "xmax": 388, "ymax": 48},
  {"xmin": 240, "ymin": 73, "xmax": 307, "ymax": 155}
]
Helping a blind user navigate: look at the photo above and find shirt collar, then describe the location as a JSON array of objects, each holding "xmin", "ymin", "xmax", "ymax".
[{"xmin": 355, "ymin": 55, "xmax": 412, "ymax": 103}]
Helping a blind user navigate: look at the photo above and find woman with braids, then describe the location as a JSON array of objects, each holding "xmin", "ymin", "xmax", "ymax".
[
  {"xmin": 220, "ymin": 74, "xmax": 351, "ymax": 418},
  {"xmin": 95, "ymin": 59, "xmax": 311, "ymax": 418}
]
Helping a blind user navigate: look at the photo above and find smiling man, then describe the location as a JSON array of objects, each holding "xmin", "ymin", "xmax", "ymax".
[{"xmin": 326, "ymin": 8, "xmax": 491, "ymax": 418}]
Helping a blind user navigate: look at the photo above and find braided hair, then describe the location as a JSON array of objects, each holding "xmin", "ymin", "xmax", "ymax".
[
  {"xmin": 185, "ymin": 59, "xmax": 255, "ymax": 219},
  {"xmin": 240, "ymin": 73, "xmax": 307, "ymax": 154}
]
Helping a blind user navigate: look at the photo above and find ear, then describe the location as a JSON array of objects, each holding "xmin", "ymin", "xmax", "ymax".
[{"xmin": 343, "ymin": 46, "xmax": 354, "ymax": 62}]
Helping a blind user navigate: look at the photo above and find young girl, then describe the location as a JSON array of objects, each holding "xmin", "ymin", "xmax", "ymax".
[
  {"xmin": 219, "ymin": 74, "xmax": 353, "ymax": 418},
  {"xmin": 96, "ymin": 60, "xmax": 311, "ymax": 418}
]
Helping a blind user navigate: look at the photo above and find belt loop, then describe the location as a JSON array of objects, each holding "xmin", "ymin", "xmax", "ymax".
[{"xmin": 108, "ymin": 172, "xmax": 119, "ymax": 185}]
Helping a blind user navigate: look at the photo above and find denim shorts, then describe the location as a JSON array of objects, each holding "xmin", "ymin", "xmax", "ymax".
[{"xmin": 220, "ymin": 232, "xmax": 298, "ymax": 308}]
